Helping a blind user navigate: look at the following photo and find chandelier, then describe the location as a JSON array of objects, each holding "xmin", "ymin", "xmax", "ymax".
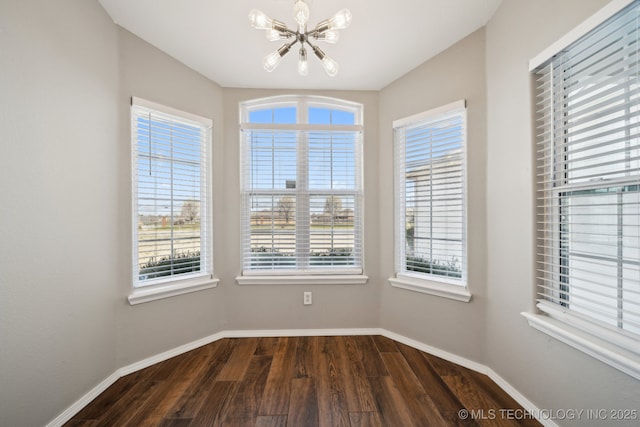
[{"xmin": 249, "ymin": 0, "xmax": 352, "ymax": 77}]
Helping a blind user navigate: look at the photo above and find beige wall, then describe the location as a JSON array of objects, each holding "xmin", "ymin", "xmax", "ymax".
[
  {"xmin": 0, "ymin": 1, "xmax": 119, "ymax": 426},
  {"xmin": 220, "ymin": 88, "xmax": 381, "ymax": 331},
  {"xmin": 378, "ymin": 28, "xmax": 488, "ymax": 362},
  {"xmin": 115, "ymin": 28, "xmax": 227, "ymax": 367},
  {"xmin": 485, "ymin": 0, "xmax": 640, "ymax": 423}
]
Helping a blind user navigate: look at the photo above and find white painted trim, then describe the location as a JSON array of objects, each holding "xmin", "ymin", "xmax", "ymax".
[
  {"xmin": 483, "ymin": 367, "xmax": 560, "ymax": 427},
  {"xmin": 241, "ymin": 123, "xmax": 363, "ymax": 132},
  {"xmin": 131, "ymin": 96, "xmax": 212, "ymax": 127},
  {"xmin": 118, "ymin": 331, "xmax": 227, "ymax": 377},
  {"xmin": 224, "ymin": 328, "xmax": 382, "ymax": 338},
  {"xmin": 128, "ymin": 276, "xmax": 219, "ymax": 305},
  {"xmin": 45, "ymin": 371, "xmax": 121, "ymax": 427},
  {"xmin": 529, "ymin": 0, "xmax": 635, "ymax": 71},
  {"xmin": 392, "ymin": 99, "xmax": 466, "ymax": 129},
  {"xmin": 236, "ymin": 275, "xmax": 368, "ymax": 286},
  {"xmin": 522, "ymin": 312, "xmax": 640, "ymax": 381},
  {"xmin": 389, "ymin": 276, "xmax": 472, "ymax": 302},
  {"xmin": 381, "ymin": 329, "xmax": 486, "ymax": 372},
  {"xmin": 47, "ymin": 327, "xmax": 550, "ymax": 427},
  {"xmin": 240, "ymin": 95, "xmax": 363, "ymax": 125}
]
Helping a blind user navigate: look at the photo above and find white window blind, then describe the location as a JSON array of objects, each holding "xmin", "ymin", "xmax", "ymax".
[
  {"xmin": 131, "ymin": 97, "xmax": 213, "ymax": 287},
  {"xmin": 534, "ymin": 0, "xmax": 640, "ymax": 351},
  {"xmin": 394, "ymin": 101, "xmax": 467, "ymax": 286},
  {"xmin": 240, "ymin": 97, "xmax": 363, "ymax": 275}
]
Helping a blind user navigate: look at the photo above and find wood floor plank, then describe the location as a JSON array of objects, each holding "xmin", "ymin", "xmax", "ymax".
[
  {"xmin": 63, "ymin": 421, "xmax": 98, "ymax": 427},
  {"xmin": 396, "ymin": 342, "xmax": 479, "ymax": 426},
  {"xmin": 189, "ymin": 380, "xmax": 238, "ymax": 426},
  {"xmin": 371, "ymin": 335, "xmax": 399, "ymax": 352},
  {"xmin": 348, "ymin": 412, "xmax": 384, "ymax": 427},
  {"xmin": 352, "ymin": 335, "xmax": 389, "ymax": 377},
  {"xmin": 255, "ymin": 337, "xmax": 278, "ymax": 356},
  {"xmin": 287, "ymin": 377, "xmax": 319, "ymax": 427},
  {"xmin": 369, "ymin": 376, "xmax": 418, "ymax": 427},
  {"xmin": 316, "ymin": 337, "xmax": 351, "ymax": 427},
  {"xmin": 259, "ymin": 337, "xmax": 298, "ymax": 415},
  {"xmin": 334, "ymin": 336, "xmax": 377, "ymax": 412},
  {"xmin": 69, "ymin": 371, "xmax": 145, "ymax": 421},
  {"xmin": 93, "ymin": 380, "xmax": 162, "ymax": 427},
  {"xmin": 148, "ymin": 351, "xmax": 192, "ymax": 381},
  {"xmin": 442, "ymin": 373, "xmax": 520, "ymax": 427},
  {"xmin": 466, "ymin": 370, "xmax": 540, "ymax": 427},
  {"xmin": 423, "ymin": 352, "xmax": 463, "ymax": 377},
  {"xmin": 294, "ymin": 336, "xmax": 318, "ymax": 379},
  {"xmin": 224, "ymin": 355, "xmax": 273, "ymax": 424},
  {"xmin": 164, "ymin": 339, "xmax": 235, "ymax": 419},
  {"xmin": 255, "ymin": 415, "xmax": 288, "ymax": 427},
  {"xmin": 380, "ymin": 352, "xmax": 449, "ymax": 427},
  {"xmin": 217, "ymin": 337, "xmax": 259, "ymax": 381},
  {"xmin": 156, "ymin": 418, "xmax": 192, "ymax": 427},
  {"xmin": 126, "ymin": 345, "xmax": 213, "ymax": 427}
]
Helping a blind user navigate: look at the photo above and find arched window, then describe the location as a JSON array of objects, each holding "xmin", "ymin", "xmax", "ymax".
[{"xmin": 239, "ymin": 96, "xmax": 363, "ymax": 276}]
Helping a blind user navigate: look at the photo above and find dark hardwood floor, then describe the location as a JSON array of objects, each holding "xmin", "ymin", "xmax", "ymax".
[{"xmin": 65, "ymin": 336, "xmax": 541, "ymax": 427}]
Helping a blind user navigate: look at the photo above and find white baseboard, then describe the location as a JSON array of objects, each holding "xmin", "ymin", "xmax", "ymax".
[
  {"xmin": 380, "ymin": 329, "xmax": 488, "ymax": 373},
  {"xmin": 483, "ymin": 367, "xmax": 559, "ymax": 427},
  {"xmin": 117, "ymin": 331, "xmax": 227, "ymax": 377},
  {"xmin": 224, "ymin": 327, "xmax": 382, "ymax": 338},
  {"xmin": 47, "ymin": 327, "xmax": 549, "ymax": 427},
  {"xmin": 46, "ymin": 371, "xmax": 121, "ymax": 427}
]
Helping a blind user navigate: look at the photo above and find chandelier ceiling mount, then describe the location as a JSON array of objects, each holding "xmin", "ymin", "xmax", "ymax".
[{"xmin": 249, "ymin": 0, "xmax": 352, "ymax": 77}]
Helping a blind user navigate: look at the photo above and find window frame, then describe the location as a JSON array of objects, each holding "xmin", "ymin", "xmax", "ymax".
[
  {"xmin": 237, "ymin": 95, "xmax": 367, "ymax": 285},
  {"xmin": 525, "ymin": 0, "xmax": 640, "ymax": 380},
  {"xmin": 129, "ymin": 97, "xmax": 218, "ymax": 304},
  {"xmin": 389, "ymin": 100, "xmax": 471, "ymax": 302}
]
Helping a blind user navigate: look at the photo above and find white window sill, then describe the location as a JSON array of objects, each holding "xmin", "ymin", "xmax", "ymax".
[
  {"xmin": 236, "ymin": 274, "xmax": 368, "ymax": 286},
  {"xmin": 128, "ymin": 276, "xmax": 219, "ymax": 305},
  {"xmin": 388, "ymin": 275, "xmax": 471, "ymax": 302},
  {"xmin": 521, "ymin": 311, "xmax": 640, "ymax": 381}
]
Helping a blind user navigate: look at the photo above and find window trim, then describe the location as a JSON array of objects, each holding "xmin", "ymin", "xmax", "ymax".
[
  {"xmin": 525, "ymin": 0, "xmax": 640, "ymax": 379},
  {"xmin": 128, "ymin": 275, "xmax": 219, "ymax": 305},
  {"xmin": 389, "ymin": 100, "xmax": 470, "ymax": 302},
  {"xmin": 528, "ymin": 0, "xmax": 636, "ymax": 72},
  {"xmin": 238, "ymin": 95, "xmax": 364, "ymax": 280},
  {"xmin": 130, "ymin": 97, "xmax": 216, "ymax": 302},
  {"xmin": 236, "ymin": 274, "xmax": 368, "ymax": 286}
]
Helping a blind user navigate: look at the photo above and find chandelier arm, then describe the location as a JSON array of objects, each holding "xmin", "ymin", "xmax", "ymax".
[
  {"xmin": 272, "ymin": 19, "xmax": 296, "ymax": 37},
  {"xmin": 305, "ymin": 39, "xmax": 322, "ymax": 59},
  {"xmin": 311, "ymin": 20, "xmax": 331, "ymax": 36},
  {"xmin": 280, "ymin": 38, "xmax": 299, "ymax": 57}
]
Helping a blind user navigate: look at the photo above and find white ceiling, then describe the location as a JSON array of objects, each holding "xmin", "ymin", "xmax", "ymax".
[{"xmin": 98, "ymin": 0, "xmax": 502, "ymax": 91}]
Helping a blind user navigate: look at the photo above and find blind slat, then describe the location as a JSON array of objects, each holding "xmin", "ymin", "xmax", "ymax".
[
  {"xmin": 534, "ymin": 0, "xmax": 640, "ymax": 343},
  {"xmin": 132, "ymin": 101, "xmax": 212, "ymax": 287},
  {"xmin": 240, "ymin": 100, "xmax": 363, "ymax": 273},
  {"xmin": 394, "ymin": 103, "xmax": 466, "ymax": 285}
]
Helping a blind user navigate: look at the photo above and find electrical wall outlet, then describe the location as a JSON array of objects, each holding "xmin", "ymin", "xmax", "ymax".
[{"xmin": 303, "ymin": 291, "xmax": 312, "ymax": 305}]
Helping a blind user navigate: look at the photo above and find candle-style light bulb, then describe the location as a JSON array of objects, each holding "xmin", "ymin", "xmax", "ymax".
[{"xmin": 249, "ymin": 9, "xmax": 273, "ymax": 30}]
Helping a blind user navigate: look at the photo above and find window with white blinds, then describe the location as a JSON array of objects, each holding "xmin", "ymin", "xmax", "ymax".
[
  {"xmin": 393, "ymin": 101, "xmax": 467, "ymax": 287},
  {"xmin": 240, "ymin": 96, "xmax": 363, "ymax": 275},
  {"xmin": 131, "ymin": 97, "xmax": 213, "ymax": 287},
  {"xmin": 534, "ymin": 0, "xmax": 640, "ymax": 356}
]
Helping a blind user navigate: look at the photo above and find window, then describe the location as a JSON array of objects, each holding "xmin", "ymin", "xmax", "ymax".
[
  {"xmin": 238, "ymin": 96, "xmax": 364, "ymax": 280},
  {"xmin": 131, "ymin": 97, "xmax": 214, "ymax": 298},
  {"xmin": 529, "ymin": 0, "xmax": 640, "ymax": 378},
  {"xmin": 390, "ymin": 101, "xmax": 470, "ymax": 302}
]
